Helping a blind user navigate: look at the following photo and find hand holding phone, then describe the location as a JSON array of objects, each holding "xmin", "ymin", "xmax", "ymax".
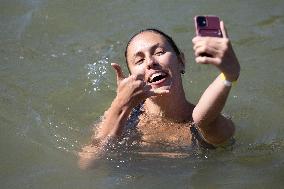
[
  {"xmin": 194, "ymin": 15, "xmax": 222, "ymax": 37},
  {"xmin": 192, "ymin": 17, "xmax": 240, "ymax": 81},
  {"xmin": 194, "ymin": 15, "xmax": 223, "ymax": 57}
]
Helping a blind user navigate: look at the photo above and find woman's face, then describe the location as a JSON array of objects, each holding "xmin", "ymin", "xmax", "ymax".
[{"xmin": 126, "ymin": 32, "xmax": 184, "ymax": 91}]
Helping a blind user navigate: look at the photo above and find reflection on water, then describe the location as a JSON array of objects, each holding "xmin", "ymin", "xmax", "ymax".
[{"xmin": 1, "ymin": 0, "xmax": 284, "ymax": 188}]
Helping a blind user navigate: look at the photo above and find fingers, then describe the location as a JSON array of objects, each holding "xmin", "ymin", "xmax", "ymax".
[
  {"xmin": 193, "ymin": 37, "xmax": 221, "ymax": 50},
  {"xmin": 144, "ymin": 85, "xmax": 170, "ymax": 97},
  {"xmin": 192, "ymin": 35, "xmax": 229, "ymax": 66},
  {"xmin": 114, "ymin": 67, "xmax": 170, "ymax": 103},
  {"xmin": 111, "ymin": 63, "xmax": 125, "ymax": 84},
  {"xmin": 220, "ymin": 20, "xmax": 229, "ymax": 38},
  {"xmin": 195, "ymin": 56, "xmax": 221, "ymax": 66},
  {"xmin": 151, "ymin": 88, "xmax": 170, "ymax": 95},
  {"xmin": 194, "ymin": 45, "xmax": 219, "ymax": 58},
  {"xmin": 131, "ymin": 82, "xmax": 170, "ymax": 99},
  {"xmin": 193, "ymin": 37, "xmax": 221, "ymax": 58}
]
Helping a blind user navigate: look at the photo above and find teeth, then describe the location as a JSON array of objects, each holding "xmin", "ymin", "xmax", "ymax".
[{"xmin": 149, "ymin": 72, "xmax": 166, "ymax": 82}]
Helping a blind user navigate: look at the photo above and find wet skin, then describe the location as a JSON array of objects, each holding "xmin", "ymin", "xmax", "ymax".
[{"xmin": 79, "ymin": 22, "xmax": 240, "ymax": 169}]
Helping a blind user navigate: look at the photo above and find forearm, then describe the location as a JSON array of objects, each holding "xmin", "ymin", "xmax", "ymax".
[
  {"xmin": 96, "ymin": 96, "xmax": 133, "ymax": 140},
  {"xmin": 193, "ymin": 74, "xmax": 231, "ymax": 126},
  {"xmin": 193, "ymin": 74, "xmax": 235, "ymax": 144},
  {"xmin": 191, "ymin": 21, "xmax": 241, "ymax": 145},
  {"xmin": 78, "ymin": 97, "xmax": 133, "ymax": 169}
]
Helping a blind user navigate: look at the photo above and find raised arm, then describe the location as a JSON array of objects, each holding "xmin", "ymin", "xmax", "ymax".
[
  {"xmin": 192, "ymin": 21, "xmax": 240, "ymax": 145},
  {"xmin": 78, "ymin": 63, "xmax": 169, "ymax": 169}
]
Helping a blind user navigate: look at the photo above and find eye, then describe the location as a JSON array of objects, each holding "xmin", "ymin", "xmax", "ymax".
[
  {"xmin": 155, "ymin": 50, "xmax": 165, "ymax": 56},
  {"xmin": 135, "ymin": 58, "xmax": 144, "ymax": 65}
]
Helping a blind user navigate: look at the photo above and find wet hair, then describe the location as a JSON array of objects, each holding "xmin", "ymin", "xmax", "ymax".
[{"xmin": 124, "ymin": 28, "xmax": 181, "ymax": 73}]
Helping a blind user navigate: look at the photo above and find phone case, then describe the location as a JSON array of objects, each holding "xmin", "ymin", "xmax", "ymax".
[{"xmin": 194, "ymin": 15, "xmax": 222, "ymax": 37}]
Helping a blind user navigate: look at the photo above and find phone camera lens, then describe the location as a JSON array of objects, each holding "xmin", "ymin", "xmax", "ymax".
[{"xmin": 197, "ymin": 16, "xmax": 207, "ymax": 27}]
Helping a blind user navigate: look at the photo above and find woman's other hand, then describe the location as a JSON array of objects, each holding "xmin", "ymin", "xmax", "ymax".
[
  {"xmin": 111, "ymin": 63, "xmax": 170, "ymax": 110},
  {"xmin": 192, "ymin": 21, "xmax": 240, "ymax": 82}
]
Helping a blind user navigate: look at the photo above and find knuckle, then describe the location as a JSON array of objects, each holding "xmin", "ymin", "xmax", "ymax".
[
  {"xmin": 202, "ymin": 46, "xmax": 208, "ymax": 52},
  {"xmin": 215, "ymin": 58, "xmax": 222, "ymax": 65},
  {"xmin": 222, "ymin": 46, "xmax": 228, "ymax": 52},
  {"xmin": 195, "ymin": 57, "xmax": 200, "ymax": 63},
  {"xmin": 194, "ymin": 50, "xmax": 199, "ymax": 56},
  {"xmin": 132, "ymin": 80, "xmax": 143, "ymax": 88},
  {"xmin": 120, "ymin": 78, "xmax": 131, "ymax": 87},
  {"xmin": 119, "ymin": 79, "xmax": 126, "ymax": 86},
  {"xmin": 223, "ymin": 38, "xmax": 230, "ymax": 44},
  {"xmin": 219, "ymin": 50, "xmax": 225, "ymax": 56},
  {"xmin": 222, "ymin": 38, "xmax": 230, "ymax": 47},
  {"xmin": 196, "ymin": 57, "xmax": 205, "ymax": 63},
  {"xmin": 202, "ymin": 39, "xmax": 209, "ymax": 46},
  {"xmin": 202, "ymin": 57, "xmax": 208, "ymax": 62},
  {"xmin": 136, "ymin": 80, "xmax": 144, "ymax": 87}
]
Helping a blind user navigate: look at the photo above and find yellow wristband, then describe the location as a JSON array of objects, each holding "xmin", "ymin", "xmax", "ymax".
[{"xmin": 220, "ymin": 73, "xmax": 237, "ymax": 87}]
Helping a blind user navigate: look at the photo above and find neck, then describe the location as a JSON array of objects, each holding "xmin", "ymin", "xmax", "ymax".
[{"xmin": 144, "ymin": 88, "xmax": 194, "ymax": 122}]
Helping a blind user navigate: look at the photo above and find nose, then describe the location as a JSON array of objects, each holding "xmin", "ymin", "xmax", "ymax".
[{"xmin": 146, "ymin": 56, "xmax": 158, "ymax": 69}]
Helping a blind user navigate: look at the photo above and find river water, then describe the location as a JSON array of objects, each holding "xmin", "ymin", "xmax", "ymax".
[{"xmin": 1, "ymin": 0, "xmax": 284, "ymax": 188}]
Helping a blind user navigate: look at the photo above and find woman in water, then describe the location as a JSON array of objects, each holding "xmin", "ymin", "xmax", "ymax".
[{"xmin": 79, "ymin": 21, "xmax": 240, "ymax": 169}]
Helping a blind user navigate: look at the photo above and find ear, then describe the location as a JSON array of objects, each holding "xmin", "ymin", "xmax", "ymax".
[{"xmin": 178, "ymin": 52, "xmax": 186, "ymax": 70}]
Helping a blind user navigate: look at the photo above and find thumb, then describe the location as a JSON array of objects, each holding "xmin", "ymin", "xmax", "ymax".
[
  {"xmin": 111, "ymin": 63, "xmax": 126, "ymax": 84},
  {"xmin": 220, "ymin": 20, "xmax": 229, "ymax": 38}
]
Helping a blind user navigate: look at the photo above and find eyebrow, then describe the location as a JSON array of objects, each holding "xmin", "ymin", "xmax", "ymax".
[{"xmin": 133, "ymin": 43, "xmax": 161, "ymax": 59}]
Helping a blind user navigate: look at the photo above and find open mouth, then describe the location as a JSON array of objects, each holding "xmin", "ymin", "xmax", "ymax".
[{"xmin": 148, "ymin": 72, "xmax": 167, "ymax": 84}]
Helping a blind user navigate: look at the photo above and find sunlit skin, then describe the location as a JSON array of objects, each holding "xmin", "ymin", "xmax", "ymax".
[
  {"xmin": 78, "ymin": 21, "xmax": 240, "ymax": 169},
  {"xmin": 113, "ymin": 31, "xmax": 192, "ymax": 121}
]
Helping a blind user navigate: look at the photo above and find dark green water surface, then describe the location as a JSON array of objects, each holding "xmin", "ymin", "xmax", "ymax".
[{"xmin": 1, "ymin": 0, "xmax": 284, "ymax": 188}]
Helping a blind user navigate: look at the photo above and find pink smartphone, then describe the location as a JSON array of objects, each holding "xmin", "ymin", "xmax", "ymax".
[{"xmin": 194, "ymin": 15, "xmax": 222, "ymax": 37}]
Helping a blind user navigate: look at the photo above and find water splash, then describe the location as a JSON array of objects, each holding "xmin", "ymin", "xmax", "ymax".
[
  {"xmin": 87, "ymin": 56, "xmax": 109, "ymax": 92},
  {"xmin": 86, "ymin": 43, "xmax": 119, "ymax": 92},
  {"xmin": 46, "ymin": 115, "xmax": 81, "ymax": 153}
]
